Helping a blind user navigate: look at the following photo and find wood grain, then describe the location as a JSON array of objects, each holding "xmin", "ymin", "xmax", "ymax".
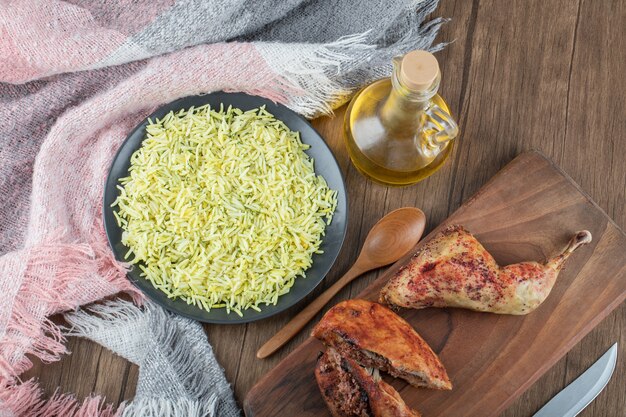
[
  {"xmin": 22, "ymin": 0, "xmax": 626, "ymax": 415},
  {"xmin": 243, "ymin": 151, "xmax": 626, "ymax": 417}
]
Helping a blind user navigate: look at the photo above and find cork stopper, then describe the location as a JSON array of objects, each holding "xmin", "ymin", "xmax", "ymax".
[{"xmin": 399, "ymin": 50, "xmax": 440, "ymax": 92}]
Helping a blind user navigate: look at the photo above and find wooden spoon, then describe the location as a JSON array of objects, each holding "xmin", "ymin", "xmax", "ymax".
[{"xmin": 256, "ymin": 207, "xmax": 426, "ymax": 359}]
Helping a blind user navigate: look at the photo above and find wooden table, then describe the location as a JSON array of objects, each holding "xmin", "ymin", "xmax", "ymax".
[{"xmin": 25, "ymin": 0, "xmax": 625, "ymax": 415}]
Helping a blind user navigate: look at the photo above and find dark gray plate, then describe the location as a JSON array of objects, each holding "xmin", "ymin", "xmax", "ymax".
[{"xmin": 103, "ymin": 92, "xmax": 347, "ymax": 324}]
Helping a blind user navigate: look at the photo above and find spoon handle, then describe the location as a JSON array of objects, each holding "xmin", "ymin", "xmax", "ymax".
[{"xmin": 256, "ymin": 263, "xmax": 368, "ymax": 359}]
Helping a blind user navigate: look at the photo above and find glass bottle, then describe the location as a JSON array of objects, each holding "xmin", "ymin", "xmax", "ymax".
[{"xmin": 344, "ymin": 50, "xmax": 459, "ymax": 186}]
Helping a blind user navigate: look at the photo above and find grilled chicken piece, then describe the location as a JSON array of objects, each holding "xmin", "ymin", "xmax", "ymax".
[
  {"xmin": 380, "ymin": 225, "xmax": 592, "ymax": 315},
  {"xmin": 315, "ymin": 348, "xmax": 421, "ymax": 417},
  {"xmin": 312, "ymin": 299, "xmax": 451, "ymax": 390}
]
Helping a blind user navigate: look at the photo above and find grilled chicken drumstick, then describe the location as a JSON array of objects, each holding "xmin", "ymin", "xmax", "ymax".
[{"xmin": 380, "ymin": 226, "xmax": 592, "ymax": 315}]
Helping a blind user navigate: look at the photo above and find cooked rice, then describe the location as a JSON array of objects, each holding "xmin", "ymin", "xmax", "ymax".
[{"xmin": 112, "ymin": 104, "xmax": 337, "ymax": 315}]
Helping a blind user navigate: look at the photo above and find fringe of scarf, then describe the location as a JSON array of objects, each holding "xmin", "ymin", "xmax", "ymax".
[
  {"xmin": 0, "ymin": 235, "xmax": 141, "ymax": 382},
  {"xmin": 0, "ymin": 379, "xmax": 122, "ymax": 417},
  {"xmin": 63, "ymin": 300, "xmax": 240, "ymax": 417}
]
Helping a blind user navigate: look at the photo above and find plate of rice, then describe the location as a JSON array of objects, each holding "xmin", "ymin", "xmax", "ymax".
[{"xmin": 103, "ymin": 92, "xmax": 347, "ymax": 323}]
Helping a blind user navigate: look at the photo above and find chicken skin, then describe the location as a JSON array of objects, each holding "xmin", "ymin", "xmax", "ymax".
[
  {"xmin": 380, "ymin": 225, "xmax": 591, "ymax": 315},
  {"xmin": 312, "ymin": 299, "xmax": 451, "ymax": 390}
]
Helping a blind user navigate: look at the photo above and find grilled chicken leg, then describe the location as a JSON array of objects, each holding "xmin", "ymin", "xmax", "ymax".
[{"xmin": 380, "ymin": 226, "xmax": 592, "ymax": 315}]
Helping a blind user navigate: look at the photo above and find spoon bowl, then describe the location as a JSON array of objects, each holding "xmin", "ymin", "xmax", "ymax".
[{"xmin": 358, "ymin": 208, "xmax": 426, "ymax": 269}]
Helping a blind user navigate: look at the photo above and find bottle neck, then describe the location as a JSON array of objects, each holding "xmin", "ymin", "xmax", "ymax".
[{"xmin": 380, "ymin": 69, "xmax": 441, "ymax": 133}]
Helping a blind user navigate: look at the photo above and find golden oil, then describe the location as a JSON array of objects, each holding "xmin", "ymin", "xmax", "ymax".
[{"xmin": 344, "ymin": 51, "xmax": 458, "ymax": 186}]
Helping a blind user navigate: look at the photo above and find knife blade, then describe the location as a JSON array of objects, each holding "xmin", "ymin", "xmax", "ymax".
[{"xmin": 532, "ymin": 343, "xmax": 618, "ymax": 417}]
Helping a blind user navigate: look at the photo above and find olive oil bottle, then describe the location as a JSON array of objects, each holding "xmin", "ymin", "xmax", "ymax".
[{"xmin": 344, "ymin": 50, "xmax": 459, "ymax": 186}]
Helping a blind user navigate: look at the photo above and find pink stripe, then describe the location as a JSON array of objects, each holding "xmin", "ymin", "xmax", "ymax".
[
  {"xmin": 0, "ymin": 378, "xmax": 123, "ymax": 417},
  {"xmin": 0, "ymin": 0, "xmax": 129, "ymax": 83},
  {"xmin": 0, "ymin": 229, "xmax": 141, "ymax": 380}
]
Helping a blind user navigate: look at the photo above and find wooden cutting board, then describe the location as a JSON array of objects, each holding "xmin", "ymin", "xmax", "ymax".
[{"xmin": 244, "ymin": 151, "xmax": 626, "ymax": 417}]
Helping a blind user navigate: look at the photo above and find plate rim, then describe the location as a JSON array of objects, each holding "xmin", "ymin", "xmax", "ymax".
[{"xmin": 102, "ymin": 92, "xmax": 348, "ymax": 324}]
